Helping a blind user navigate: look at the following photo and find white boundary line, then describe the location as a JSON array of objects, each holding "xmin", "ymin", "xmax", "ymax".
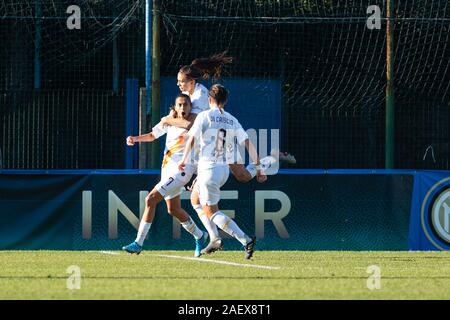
[
  {"xmin": 152, "ymin": 254, "xmax": 281, "ymax": 270},
  {"xmin": 98, "ymin": 251, "xmax": 281, "ymax": 270},
  {"xmin": 99, "ymin": 251, "xmax": 120, "ymax": 255}
]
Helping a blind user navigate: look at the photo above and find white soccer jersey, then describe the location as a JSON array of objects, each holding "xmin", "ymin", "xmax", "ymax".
[
  {"xmin": 183, "ymin": 83, "xmax": 209, "ymax": 114},
  {"xmin": 152, "ymin": 122, "xmax": 189, "ymax": 168},
  {"xmin": 187, "ymin": 107, "xmax": 248, "ymax": 169},
  {"xmin": 152, "ymin": 122, "xmax": 195, "ymax": 199}
]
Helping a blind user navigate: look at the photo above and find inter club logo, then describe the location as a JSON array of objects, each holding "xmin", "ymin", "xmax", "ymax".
[
  {"xmin": 421, "ymin": 178, "xmax": 450, "ymax": 250},
  {"xmin": 430, "ymin": 188, "xmax": 450, "ymax": 244}
]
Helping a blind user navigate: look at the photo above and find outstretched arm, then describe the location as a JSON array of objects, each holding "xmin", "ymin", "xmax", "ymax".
[
  {"xmin": 126, "ymin": 133, "xmax": 156, "ymax": 145},
  {"xmin": 126, "ymin": 121, "xmax": 164, "ymax": 146}
]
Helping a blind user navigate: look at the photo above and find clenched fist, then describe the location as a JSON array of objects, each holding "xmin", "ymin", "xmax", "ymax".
[{"xmin": 126, "ymin": 136, "xmax": 135, "ymax": 146}]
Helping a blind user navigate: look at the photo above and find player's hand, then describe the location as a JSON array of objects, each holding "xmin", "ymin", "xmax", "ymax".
[
  {"xmin": 178, "ymin": 160, "xmax": 186, "ymax": 172},
  {"xmin": 256, "ymin": 171, "xmax": 267, "ymax": 183},
  {"xmin": 126, "ymin": 136, "xmax": 135, "ymax": 146},
  {"xmin": 169, "ymin": 109, "xmax": 178, "ymax": 118}
]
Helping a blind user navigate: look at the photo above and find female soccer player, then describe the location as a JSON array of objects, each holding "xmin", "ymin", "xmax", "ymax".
[
  {"xmin": 178, "ymin": 84, "xmax": 259, "ymax": 259},
  {"xmin": 161, "ymin": 52, "xmax": 272, "ymax": 248},
  {"xmin": 164, "ymin": 52, "xmax": 269, "ymax": 184},
  {"xmin": 122, "ymin": 94, "xmax": 208, "ymax": 257}
]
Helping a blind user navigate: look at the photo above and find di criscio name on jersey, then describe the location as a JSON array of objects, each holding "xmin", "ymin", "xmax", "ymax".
[{"xmin": 178, "ymin": 304, "xmax": 271, "ymax": 317}]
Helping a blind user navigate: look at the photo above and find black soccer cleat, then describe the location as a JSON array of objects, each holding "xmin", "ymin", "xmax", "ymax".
[{"xmin": 244, "ymin": 236, "xmax": 256, "ymax": 259}]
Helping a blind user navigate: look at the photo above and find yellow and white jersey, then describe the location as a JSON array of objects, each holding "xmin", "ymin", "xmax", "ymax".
[
  {"xmin": 152, "ymin": 122, "xmax": 189, "ymax": 168},
  {"xmin": 187, "ymin": 106, "xmax": 248, "ymax": 169},
  {"xmin": 183, "ymin": 83, "xmax": 209, "ymax": 114}
]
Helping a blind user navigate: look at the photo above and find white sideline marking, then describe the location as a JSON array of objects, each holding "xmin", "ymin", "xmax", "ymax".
[
  {"xmin": 99, "ymin": 251, "xmax": 120, "ymax": 255},
  {"xmin": 153, "ymin": 254, "xmax": 281, "ymax": 270}
]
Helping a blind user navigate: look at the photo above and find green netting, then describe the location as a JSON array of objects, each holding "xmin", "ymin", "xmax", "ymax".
[
  {"xmin": 160, "ymin": 0, "xmax": 450, "ymax": 169},
  {"xmin": 0, "ymin": 0, "xmax": 144, "ymax": 90},
  {"xmin": 393, "ymin": 2, "xmax": 450, "ymax": 169},
  {"xmin": 1, "ymin": 1, "xmax": 449, "ymax": 169},
  {"xmin": 0, "ymin": 0, "xmax": 144, "ymax": 169}
]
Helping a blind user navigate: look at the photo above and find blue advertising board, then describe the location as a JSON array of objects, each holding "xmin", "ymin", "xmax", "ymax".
[
  {"xmin": 0, "ymin": 170, "xmax": 414, "ymax": 251},
  {"xmin": 409, "ymin": 171, "xmax": 450, "ymax": 250}
]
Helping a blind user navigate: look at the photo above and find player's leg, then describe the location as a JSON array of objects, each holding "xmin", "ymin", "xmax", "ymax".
[
  {"xmin": 166, "ymin": 196, "xmax": 208, "ymax": 257},
  {"xmin": 229, "ymin": 152, "xmax": 279, "ymax": 184},
  {"xmin": 245, "ymin": 154, "xmax": 279, "ymax": 179},
  {"xmin": 123, "ymin": 163, "xmax": 187, "ymax": 254},
  {"xmin": 190, "ymin": 179, "xmax": 221, "ymax": 243},
  {"xmin": 202, "ymin": 203, "xmax": 256, "ymax": 259},
  {"xmin": 154, "ymin": 164, "xmax": 209, "ymax": 257},
  {"xmin": 157, "ymin": 164, "xmax": 202, "ymax": 233},
  {"xmin": 199, "ymin": 165, "xmax": 256, "ymax": 259},
  {"xmin": 266, "ymin": 148, "xmax": 297, "ymax": 165},
  {"xmin": 122, "ymin": 187, "xmax": 164, "ymax": 254},
  {"xmin": 229, "ymin": 143, "xmax": 267, "ymax": 182},
  {"xmin": 278, "ymin": 150, "xmax": 297, "ymax": 164},
  {"xmin": 228, "ymin": 163, "xmax": 253, "ymax": 182},
  {"xmin": 228, "ymin": 163, "xmax": 265, "ymax": 183}
]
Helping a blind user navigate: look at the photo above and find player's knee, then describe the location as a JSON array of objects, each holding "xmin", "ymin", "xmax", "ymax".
[
  {"xmin": 190, "ymin": 199, "xmax": 200, "ymax": 208},
  {"xmin": 166, "ymin": 206, "xmax": 175, "ymax": 215},
  {"xmin": 145, "ymin": 192, "xmax": 159, "ymax": 207},
  {"xmin": 190, "ymin": 194, "xmax": 200, "ymax": 207}
]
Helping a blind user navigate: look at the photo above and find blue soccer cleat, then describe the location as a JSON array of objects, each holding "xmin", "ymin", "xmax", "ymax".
[
  {"xmin": 122, "ymin": 241, "xmax": 142, "ymax": 255},
  {"xmin": 194, "ymin": 231, "xmax": 209, "ymax": 257}
]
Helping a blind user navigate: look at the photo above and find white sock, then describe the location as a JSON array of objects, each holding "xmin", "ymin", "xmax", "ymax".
[
  {"xmin": 211, "ymin": 211, "xmax": 251, "ymax": 246},
  {"xmin": 193, "ymin": 204, "xmax": 220, "ymax": 241},
  {"xmin": 246, "ymin": 156, "xmax": 275, "ymax": 179},
  {"xmin": 246, "ymin": 164, "xmax": 257, "ymax": 178},
  {"xmin": 180, "ymin": 217, "xmax": 203, "ymax": 240},
  {"xmin": 260, "ymin": 155, "xmax": 276, "ymax": 171},
  {"xmin": 135, "ymin": 221, "xmax": 152, "ymax": 246}
]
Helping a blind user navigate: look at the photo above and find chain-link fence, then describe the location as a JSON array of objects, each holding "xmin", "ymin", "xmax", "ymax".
[{"xmin": 1, "ymin": 0, "xmax": 449, "ymax": 169}]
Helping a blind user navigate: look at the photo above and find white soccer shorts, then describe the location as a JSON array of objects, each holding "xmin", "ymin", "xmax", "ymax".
[
  {"xmin": 156, "ymin": 163, "xmax": 195, "ymax": 200},
  {"xmin": 197, "ymin": 165, "xmax": 230, "ymax": 206}
]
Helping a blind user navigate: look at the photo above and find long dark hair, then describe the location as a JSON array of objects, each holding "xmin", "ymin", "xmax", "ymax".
[
  {"xmin": 179, "ymin": 51, "xmax": 233, "ymax": 80},
  {"xmin": 209, "ymin": 84, "xmax": 229, "ymax": 106}
]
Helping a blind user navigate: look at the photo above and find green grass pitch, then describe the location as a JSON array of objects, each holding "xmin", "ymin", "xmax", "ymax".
[{"xmin": 1, "ymin": 250, "xmax": 450, "ymax": 299}]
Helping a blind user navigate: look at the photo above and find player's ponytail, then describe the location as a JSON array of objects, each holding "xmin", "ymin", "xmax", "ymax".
[
  {"xmin": 179, "ymin": 51, "xmax": 233, "ymax": 80},
  {"xmin": 209, "ymin": 84, "xmax": 229, "ymax": 107}
]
